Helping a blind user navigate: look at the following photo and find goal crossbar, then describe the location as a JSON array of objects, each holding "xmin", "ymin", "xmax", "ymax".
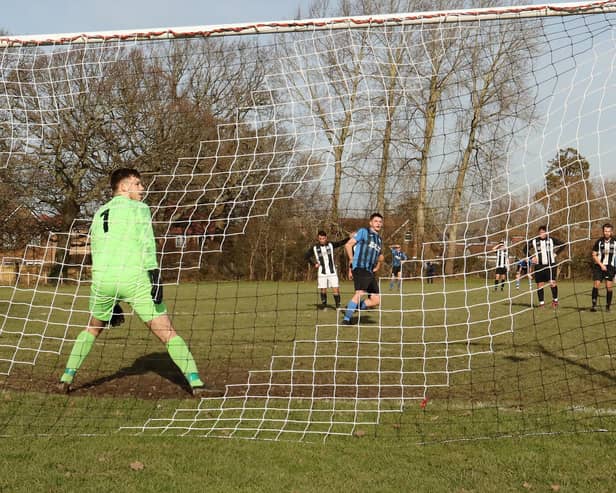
[{"xmin": 1, "ymin": 1, "xmax": 615, "ymax": 47}]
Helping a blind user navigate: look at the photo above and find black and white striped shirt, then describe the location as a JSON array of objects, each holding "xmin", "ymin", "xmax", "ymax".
[
  {"xmin": 592, "ymin": 237, "xmax": 616, "ymax": 267},
  {"xmin": 527, "ymin": 236, "xmax": 564, "ymax": 266},
  {"xmin": 495, "ymin": 248, "xmax": 508, "ymax": 269},
  {"xmin": 304, "ymin": 238, "xmax": 348, "ymax": 276}
]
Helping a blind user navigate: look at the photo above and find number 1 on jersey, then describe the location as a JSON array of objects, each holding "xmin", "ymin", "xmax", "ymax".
[{"xmin": 101, "ymin": 209, "xmax": 110, "ymax": 233}]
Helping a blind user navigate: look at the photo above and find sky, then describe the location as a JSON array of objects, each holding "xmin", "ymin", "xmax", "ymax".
[
  {"xmin": 1, "ymin": 0, "xmax": 316, "ymax": 36},
  {"xmin": 1, "ymin": 0, "xmax": 613, "ymax": 193},
  {"xmin": 1, "ymin": 0, "xmax": 567, "ymax": 37}
]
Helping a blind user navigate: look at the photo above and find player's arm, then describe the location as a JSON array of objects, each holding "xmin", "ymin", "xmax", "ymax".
[
  {"xmin": 303, "ymin": 246, "xmax": 316, "ymax": 265},
  {"xmin": 344, "ymin": 236, "xmax": 357, "ymax": 280},
  {"xmin": 591, "ymin": 240, "xmax": 604, "ymax": 269},
  {"xmin": 526, "ymin": 240, "xmax": 537, "ymax": 265},
  {"xmin": 331, "ymin": 237, "xmax": 350, "ymax": 249},
  {"xmin": 137, "ymin": 204, "xmax": 163, "ymax": 304},
  {"xmin": 373, "ymin": 254, "xmax": 385, "ymax": 273},
  {"xmin": 137, "ymin": 204, "xmax": 158, "ymax": 270},
  {"xmin": 592, "ymin": 250, "xmax": 605, "ymax": 269},
  {"xmin": 553, "ymin": 237, "xmax": 566, "ymax": 254},
  {"xmin": 345, "ymin": 237, "xmax": 357, "ymax": 269}
]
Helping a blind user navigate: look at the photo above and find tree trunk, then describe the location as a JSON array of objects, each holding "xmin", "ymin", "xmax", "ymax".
[
  {"xmin": 376, "ymin": 57, "xmax": 401, "ymax": 214},
  {"xmin": 413, "ymin": 75, "xmax": 440, "ymax": 260},
  {"xmin": 331, "ymin": 142, "xmax": 344, "ymax": 223},
  {"xmin": 444, "ymin": 111, "xmax": 479, "ymax": 276}
]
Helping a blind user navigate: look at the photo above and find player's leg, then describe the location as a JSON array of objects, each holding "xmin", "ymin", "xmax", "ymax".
[
  {"xmin": 147, "ymin": 314, "xmax": 199, "ymax": 380},
  {"xmin": 501, "ymin": 271, "xmax": 506, "ymax": 291},
  {"xmin": 317, "ymin": 276, "xmax": 328, "ymax": 307},
  {"xmin": 332, "ymin": 289, "xmax": 341, "ymax": 308},
  {"xmin": 331, "ymin": 277, "xmax": 341, "ymax": 308},
  {"xmin": 343, "ymin": 269, "xmax": 369, "ymax": 323},
  {"xmin": 343, "ymin": 289, "xmax": 364, "ymax": 324},
  {"xmin": 344, "ymin": 269, "xmax": 376, "ymax": 323},
  {"xmin": 591, "ymin": 275, "xmax": 601, "ymax": 311},
  {"xmin": 533, "ymin": 266, "xmax": 548, "ymax": 307},
  {"xmin": 320, "ymin": 288, "xmax": 328, "ymax": 307},
  {"xmin": 549, "ymin": 266, "xmax": 558, "ymax": 307},
  {"xmin": 359, "ymin": 275, "xmax": 381, "ymax": 310},
  {"xmin": 494, "ymin": 273, "xmax": 499, "ymax": 291},
  {"xmin": 550, "ymin": 280, "xmax": 558, "ymax": 307},
  {"xmin": 59, "ymin": 282, "xmax": 114, "ymax": 390},
  {"xmin": 59, "ymin": 317, "xmax": 106, "ymax": 390},
  {"xmin": 132, "ymin": 278, "xmax": 220, "ymax": 396},
  {"xmin": 515, "ymin": 271, "xmax": 521, "ymax": 288},
  {"xmin": 389, "ymin": 271, "xmax": 395, "ymax": 289},
  {"xmin": 362, "ymin": 293, "xmax": 381, "ymax": 309},
  {"xmin": 147, "ymin": 314, "xmax": 221, "ymax": 395},
  {"xmin": 606, "ymin": 273, "xmax": 614, "ymax": 312},
  {"xmin": 536, "ymin": 281, "xmax": 545, "ymax": 307}
]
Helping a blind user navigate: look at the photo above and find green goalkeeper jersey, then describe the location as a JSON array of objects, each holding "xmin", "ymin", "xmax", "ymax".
[{"xmin": 90, "ymin": 195, "xmax": 158, "ymax": 280}]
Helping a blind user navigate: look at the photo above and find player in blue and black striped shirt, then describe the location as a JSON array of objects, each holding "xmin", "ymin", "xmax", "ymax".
[
  {"xmin": 389, "ymin": 244, "xmax": 408, "ymax": 289},
  {"xmin": 342, "ymin": 213, "xmax": 385, "ymax": 325}
]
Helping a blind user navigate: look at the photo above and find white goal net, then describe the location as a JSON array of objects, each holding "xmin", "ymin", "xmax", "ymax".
[{"xmin": 0, "ymin": 1, "xmax": 615, "ymax": 441}]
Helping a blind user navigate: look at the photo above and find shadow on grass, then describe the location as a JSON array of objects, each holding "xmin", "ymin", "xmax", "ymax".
[
  {"xmin": 75, "ymin": 352, "xmax": 190, "ymax": 394},
  {"xmin": 538, "ymin": 344, "xmax": 616, "ymax": 384}
]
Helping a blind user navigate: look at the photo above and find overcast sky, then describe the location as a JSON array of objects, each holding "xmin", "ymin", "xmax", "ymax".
[{"xmin": 1, "ymin": 0, "xmax": 317, "ymax": 36}]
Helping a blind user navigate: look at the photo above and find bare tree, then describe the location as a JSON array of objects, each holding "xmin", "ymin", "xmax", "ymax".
[
  {"xmin": 0, "ymin": 38, "xmax": 273, "ymax": 278},
  {"xmin": 346, "ymin": 0, "xmax": 461, "ymax": 232},
  {"xmin": 400, "ymin": 3, "xmax": 466, "ymax": 259},
  {"xmin": 274, "ymin": 0, "xmax": 374, "ymax": 223},
  {"xmin": 0, "ymin": 169, "xmax": 46, "ymax": 250},
  {"xmin": 442, "ymin": 7, "xmax": 538, "ymax": 275}
]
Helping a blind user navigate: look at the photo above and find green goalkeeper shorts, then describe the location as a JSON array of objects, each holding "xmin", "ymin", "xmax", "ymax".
[{"xmin": 89, "ymin": 274, "xmax": 167, "ymax": 323}]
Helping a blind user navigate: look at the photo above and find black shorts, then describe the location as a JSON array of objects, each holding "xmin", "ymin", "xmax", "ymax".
[
  {"xmin": 495, "ymin": 267, "xmax": 507, "ymax": 275},
  {"xmin": 518, "ymin": 267, "xmax": 528, "ymax": 276},
  {"xmin": 352, "ymin": 268, "xmax": 379, "ymax": 294},
  {"xmin": 392, "ymin": 265, "xmax": 401, "ymax": 276},
  {"xmin": 533, "ymin": 265, "xmax": 558, "ymax": 283},
  {"xmin": 592, "ymin": 264, "xmax": 616, "ymax": 282}
]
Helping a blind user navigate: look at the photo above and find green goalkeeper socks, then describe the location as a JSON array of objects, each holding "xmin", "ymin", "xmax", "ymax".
[
  {"xmin": 166, "ymin": 335, "xmax": 203, "ymax": 387},
  {"xmin": 61, "ymin": 330, "xmax": 96, "ymax": 383}
]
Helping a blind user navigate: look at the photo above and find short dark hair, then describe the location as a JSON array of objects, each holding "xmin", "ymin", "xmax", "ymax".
[
  {"xmin": 603, "ymin": 223, "xmax": 613, "ymax": 230},
  {"xmin": 110, "ymin": 168, "xmax": 141, "ymax": 192},
  {"xmin": 370, "ymin": 212, "xmax": 383, "ymax": 221},
  {"xmin": 317, "ymin": 230, "xmax": 327, "ymax": 237},
  {"xmin": 538, "ymin": 225, "xmax": 547, "ymax": 232}
]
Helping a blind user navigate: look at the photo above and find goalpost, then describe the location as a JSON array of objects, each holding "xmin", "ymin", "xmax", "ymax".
[{"xmin": 0, "ymin": 1, "xmax": 616, "ymax": 441}]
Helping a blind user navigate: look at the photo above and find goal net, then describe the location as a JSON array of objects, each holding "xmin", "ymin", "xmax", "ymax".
[{"xmin": 0, "ymin": 1, "xmax": 615, "ymax": 442}]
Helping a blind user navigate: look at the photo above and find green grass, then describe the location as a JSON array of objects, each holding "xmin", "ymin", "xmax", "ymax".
[
  {"xmin": 0, "ymin": 278, "xmax": 614, "ymax": 489},
  {"xmin": 0, "ymin": 433, "xmax": 614, "ymax": 492}
]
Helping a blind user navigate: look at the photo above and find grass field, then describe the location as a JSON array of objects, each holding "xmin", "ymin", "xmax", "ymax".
[
  {"xmin": 0, "ymin": 432, "xmax": 614, "ymax": 492},
  {"xmin": 0, "ymin": 277, "xmax": 614, "ymax": 490}
]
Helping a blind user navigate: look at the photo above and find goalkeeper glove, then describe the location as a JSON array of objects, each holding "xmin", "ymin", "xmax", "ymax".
[
  {"xmin": 148, "ymin": 269, "xmax": 164, "ymax": 304},
  {"xmin": 109, "ymin": 303, "xmax": 124, "ymax": 327}
]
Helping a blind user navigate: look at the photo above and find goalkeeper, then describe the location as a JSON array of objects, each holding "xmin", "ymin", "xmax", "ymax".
[{"xmin": 58, "ymin": 168, "xmax": 220, "ymax": 397}]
